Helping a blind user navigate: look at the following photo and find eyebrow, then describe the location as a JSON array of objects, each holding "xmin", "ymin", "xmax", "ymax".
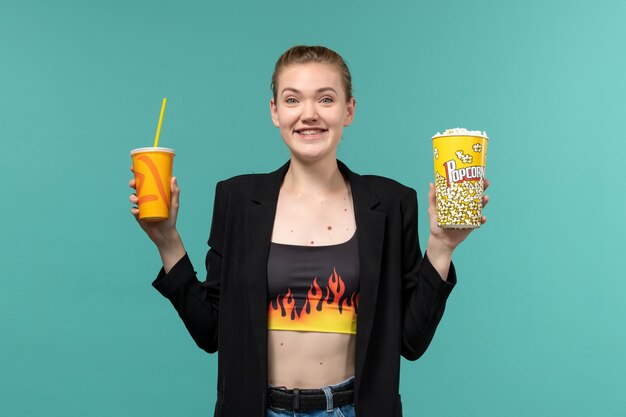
[{"xmin": 280, "ymin": 87, "xmax": 338, "ymax": 95}]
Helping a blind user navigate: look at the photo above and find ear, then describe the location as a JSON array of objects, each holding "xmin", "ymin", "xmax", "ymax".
[
  {"xmin": 343, "ymin": 97, "xmax": 356, "ymax": 127},
  {"xmin": 270, "ymin": 98, "xmax": 280, "ymax": 128}
]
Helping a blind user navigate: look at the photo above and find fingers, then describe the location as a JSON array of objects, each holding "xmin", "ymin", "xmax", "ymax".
[
  {"xmin": 480, "ymin": 178, "xmax": 488, "ymax": 223},
  {"xmin": 171, "ymin": 177, "xmax": 180, "ymax": 202},
  {"xmin": 129, "ymin": 191, "xmax": 139, "ymax": 220},
  {"xmin": 129, "ymin": 166, "xmax": 136, "ymax": 189},
  {"xmin": 483, "ymin": 179, "xmax": 490, "ymax": 208},
  {"xmin": 129, "ymin": 165, "xmax": 138, "ymax": 219},
  {"xmin": 169, "ymin": 176, "xmax": 180, "ymax": 218},
  {"xmin": 130, "ymin": 203, "xmax": 139, "ymax": 222},
  {"xmin": 172, "ymin": 177, "xmax": 179, "ymax": 200}
]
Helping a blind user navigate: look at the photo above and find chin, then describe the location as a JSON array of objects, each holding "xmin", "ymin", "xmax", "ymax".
[{"xmin": 287, "ymin": 148, "xmax": 329, "ymax": 161}]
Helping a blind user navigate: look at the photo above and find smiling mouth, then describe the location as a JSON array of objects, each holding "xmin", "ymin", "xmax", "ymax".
[{"xmin": 294, "ymin": 129, "xmax": 328, "ymax": 136}]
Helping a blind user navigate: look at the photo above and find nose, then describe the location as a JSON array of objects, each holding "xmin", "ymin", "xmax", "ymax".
[{"xmin": 301, "ymin": 101, "xmax": 318, "ymax": 122}]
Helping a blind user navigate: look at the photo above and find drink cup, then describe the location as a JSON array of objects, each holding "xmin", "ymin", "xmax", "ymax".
[
  {"xmin": 130, "ymin": 147, "xmax": 175, "ymax": 221},
  {"xmin": 432, "ymin": 128, "xmax": 488, "ymax": 229}
]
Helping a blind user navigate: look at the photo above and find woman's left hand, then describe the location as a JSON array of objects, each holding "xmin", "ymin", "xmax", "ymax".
[{"xmin": 427, "ymin": 178, "xmax": 490, "ymax": 256}]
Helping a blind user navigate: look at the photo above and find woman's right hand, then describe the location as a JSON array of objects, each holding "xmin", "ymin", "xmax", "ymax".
[{"xmin": 129, "ymin": 165, "xmax": 181, "ymax": 250}]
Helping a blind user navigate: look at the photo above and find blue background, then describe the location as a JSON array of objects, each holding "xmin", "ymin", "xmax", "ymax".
[{"xmin": 2, "ymin": 0, "xmax": 625, "ymax": 416}]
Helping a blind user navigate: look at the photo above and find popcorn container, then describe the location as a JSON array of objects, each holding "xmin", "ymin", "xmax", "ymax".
[{"xmin": 432, "ymin": 128, "xmax": 488, "ymax": 229}]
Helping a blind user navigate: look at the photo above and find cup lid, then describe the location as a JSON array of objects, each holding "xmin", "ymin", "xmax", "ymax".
[{"xmin": 130, "ymin": 147, "xmax": 176, "ymax": 156}]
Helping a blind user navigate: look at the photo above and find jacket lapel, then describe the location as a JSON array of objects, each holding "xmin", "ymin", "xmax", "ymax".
[
  {"xmin": 340, "ymin": 161, "xmax": 386, "ymax": 395},
  {"xmin": 244, "ymin": 160, "xmax": 386, "ymax": 393},
  {"xmin": 244, "ymin": 161, "xmax": 290, "ymax": 387}
]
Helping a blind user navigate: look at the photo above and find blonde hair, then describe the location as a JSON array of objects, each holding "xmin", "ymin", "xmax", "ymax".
[{"xmin": 271, "ymin": 45, "xmax": 353, "ymax": 102}]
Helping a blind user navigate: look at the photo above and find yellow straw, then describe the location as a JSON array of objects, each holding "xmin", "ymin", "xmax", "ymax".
[{"xmin": 153, "ymin": 97, "xmax": 167, "ymax": 147}]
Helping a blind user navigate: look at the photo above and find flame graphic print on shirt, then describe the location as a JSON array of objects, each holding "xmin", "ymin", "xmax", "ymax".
[{"xmin": 268, "ymin": 268, "xmax": 358, "ymax": 334}]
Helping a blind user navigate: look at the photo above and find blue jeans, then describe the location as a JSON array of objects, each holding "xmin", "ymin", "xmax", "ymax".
[{"xmin": 267, "ymin": 377, "xmax": 356, "ymax": 417}]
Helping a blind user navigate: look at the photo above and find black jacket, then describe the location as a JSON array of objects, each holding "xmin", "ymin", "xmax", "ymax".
[{"xmin": 153, "ymin": 160, "xmax": 456, "ymax": 417}]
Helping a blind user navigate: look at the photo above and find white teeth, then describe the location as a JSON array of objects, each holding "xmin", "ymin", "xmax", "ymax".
[{"xmin": 298, "ymin": 129, "xmax": 324, "ymax": 135}]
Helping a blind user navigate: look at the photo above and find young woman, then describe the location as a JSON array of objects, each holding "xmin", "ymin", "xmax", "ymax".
[{"xmin": 129, "ymin": 45, "xmax": 489, "ymax": 417}]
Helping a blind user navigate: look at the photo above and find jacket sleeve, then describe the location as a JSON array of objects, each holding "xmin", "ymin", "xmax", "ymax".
[
  {"xmin": 400, "ymin": 187, "xmax": 456, "ymax": 361},
  {"xmin": 151, "ymin": 181, "xmax": 226, "ymax": 354}
]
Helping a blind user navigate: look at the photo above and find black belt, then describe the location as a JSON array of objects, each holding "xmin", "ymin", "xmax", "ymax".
[{"xmin": 268, "ymin": 384, "xmax": 354, "ymax": 412}]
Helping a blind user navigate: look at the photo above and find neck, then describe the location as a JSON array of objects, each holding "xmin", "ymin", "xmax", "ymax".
[{"xmin": 283, "ymin": 156, "xmax": 345, "ymax": 195}]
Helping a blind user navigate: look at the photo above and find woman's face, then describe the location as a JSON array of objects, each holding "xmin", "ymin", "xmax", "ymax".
[{"xmin": 270, "ymin": 63, "xmax": 355, "ymax": 164}]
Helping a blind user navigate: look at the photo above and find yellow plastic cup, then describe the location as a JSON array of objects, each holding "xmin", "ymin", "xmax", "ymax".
[
  {"xmin": 130, "ymin": 147, "xmax": 175, "ymax": 221},
  {"xmin": 432, "ymin": 128, "xmax": 488, "ymax": 229}
]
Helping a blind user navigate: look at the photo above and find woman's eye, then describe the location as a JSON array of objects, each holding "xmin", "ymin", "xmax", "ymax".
[
  {"xmin": 320, "ymin": 97, "xmax": 333, "ymax": 103},
  {"xmin": 285, "ymin": 97, "xmax": 298, "ymax": 104}
]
